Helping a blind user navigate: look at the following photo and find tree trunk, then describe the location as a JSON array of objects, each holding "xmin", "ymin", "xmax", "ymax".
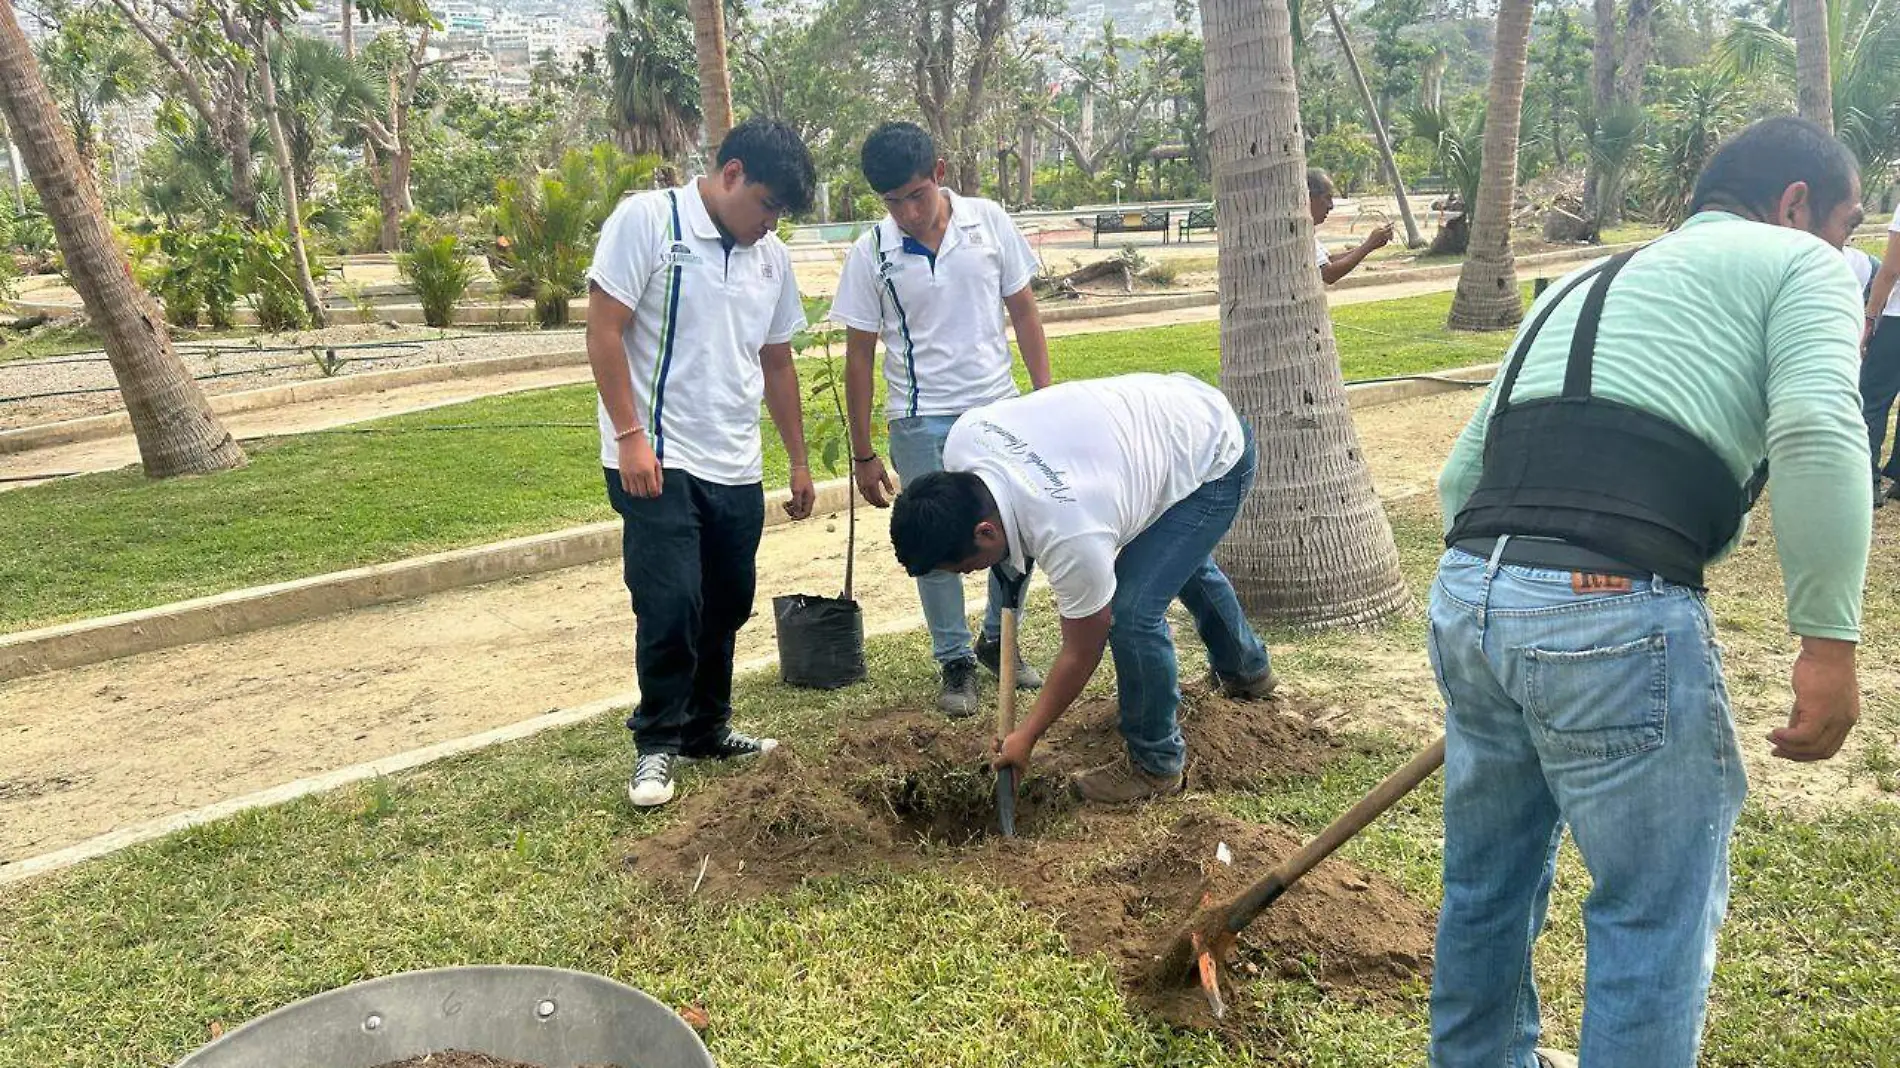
[
  {"xmin": 0, "ymin": 0, "xmax": 243, "ymax": 477},
  {"xmin": 1448, "ymin": 0, "xmax": 1534, "ymax": 332},
  {"xmin": 378, "ymin": 146, "xmax": 413, "ymax": 251},
  {"xmin": 689, "ymin": 0, "xmax": 734, "ymax": 149},
  {"xmin": 1197, "ymin": 0, "xmax": 1408, "ymax": 627},
  {"xmin": 1325, "ymin": 0, "xmax": 1423, "ymax": 248},
  {"xmin": 1019, "ymin": 121, "xmax": 1034, "ymax": 204},
  {"xmin": 253, "ymin": 19, "xmax": 325, "ymax": 327},
  {"xmin": 1791, "ymin": 0, "xmax": 1833, "ymax": 132},
  {"xmin": 224, "ymin": 100, "xmax": 260, "ymax": 223},
  {"xmin": 1611, "ymin": 0, "xmax": 1652, "ymax": 105},
  {"xmin": 340, "ymin": 0, "xmax": 354, "ymax": 58},
  {"xmin": 1582, "ymin": 0, "xmax": 1616, "ymax": 230}
]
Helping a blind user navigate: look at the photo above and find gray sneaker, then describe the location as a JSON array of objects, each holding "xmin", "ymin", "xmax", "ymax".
[
  {"xmin": 976, "ymin": 633, "xmax": 1045, "ymax": 690},
  {"xmin": 627, "ymin": 752, "xmax": 678, "ymax": 808},
  {"xmin": 938, "ymin": 657, "xmax": 981, "ymax": 719}
]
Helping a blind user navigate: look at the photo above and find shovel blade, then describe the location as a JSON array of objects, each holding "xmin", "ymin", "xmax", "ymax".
[{"xmin": 995, "ymin": 766, "xmax": 1018, "ymax": 837}]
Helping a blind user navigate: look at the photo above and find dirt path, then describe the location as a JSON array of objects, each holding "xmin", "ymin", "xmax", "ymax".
[{"xmin": 1, "ymin": 275, "xmax": 1466, "ymax": 488}]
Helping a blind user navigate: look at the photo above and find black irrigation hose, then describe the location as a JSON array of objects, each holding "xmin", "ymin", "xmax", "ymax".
[
  {"xmin": 238, "ymin": 421, "xmax": 596, "ymax": 441},
  {"xmin": 2, "ymin": 350, "xmax": 448, "ymax": 403}
]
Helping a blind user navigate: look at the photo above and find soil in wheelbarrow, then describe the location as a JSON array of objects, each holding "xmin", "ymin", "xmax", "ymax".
[
  {"xmin": 621, "ymin": 688, "xmax": 1436, "ymax": 1030},
  {"xmin": 370, "ymin": 1054, "xmax": 621, "ymax": 1068}
]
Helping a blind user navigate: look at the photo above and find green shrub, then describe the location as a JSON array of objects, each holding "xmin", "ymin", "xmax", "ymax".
[
  {"xmin": 490, "ymin": 145, "xmax": 656, "ymax": 327},
  {"xmin": 245, "ymin": 229, "xmax": 315, "ymax": 333},
  {"xmin": 398, "ymin": 233, "xmax": 477, "ymax": 328}
]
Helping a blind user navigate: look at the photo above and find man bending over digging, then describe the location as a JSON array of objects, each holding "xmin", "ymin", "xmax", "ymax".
[{"xmin": 889, "ymin": 372, "xmax": 1276, "ymax": 802}]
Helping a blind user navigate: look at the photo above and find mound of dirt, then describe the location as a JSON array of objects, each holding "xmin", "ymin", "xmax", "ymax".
[{"xmin": 622, "ymin": 690, "xmax": 1435, "ymax": 1025}]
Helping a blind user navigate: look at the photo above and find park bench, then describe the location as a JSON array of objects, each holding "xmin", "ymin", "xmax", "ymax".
[
  {"xmin": 1090, "ymin": 208, "xmax": 1172, "ymax": 248},
  {"xmin": 1177, "ymin": 205, "xmax": 1216, "ymax": 242}
]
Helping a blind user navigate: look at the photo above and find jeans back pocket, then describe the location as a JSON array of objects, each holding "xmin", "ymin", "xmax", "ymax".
[{"xmin": 1521, "ymin": 633, "xmax": 1669, "ymax": 759}]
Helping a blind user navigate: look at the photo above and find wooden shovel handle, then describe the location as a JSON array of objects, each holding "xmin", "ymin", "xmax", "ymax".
[{"xmin": 1220, "ymin": 735, "xmax": 1446, "ymax": 935}]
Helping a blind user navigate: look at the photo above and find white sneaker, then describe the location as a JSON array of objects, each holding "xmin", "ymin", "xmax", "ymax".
[{"xmin": 627, "ymin": 752, "xmax": 678, "ymax": 808}]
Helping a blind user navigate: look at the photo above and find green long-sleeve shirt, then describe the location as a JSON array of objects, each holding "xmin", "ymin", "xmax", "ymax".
[{"xmin": 1438, "ymin": 211, "xmax": 1871, "ymax": 641}]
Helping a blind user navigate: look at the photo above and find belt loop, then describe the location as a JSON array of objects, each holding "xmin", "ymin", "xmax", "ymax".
[
  {"xmin": 1651, "ymin": 571, "xmax": 1666, "ymax": 593},
  {"xmin": 1476, "ymin": 536, "xmax": 1510, "ymax": 631}
]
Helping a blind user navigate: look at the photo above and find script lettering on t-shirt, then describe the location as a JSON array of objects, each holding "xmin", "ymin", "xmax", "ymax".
[{"xmin": 975, "ymin": 420, "xmax": 1075, "ymax": 503}]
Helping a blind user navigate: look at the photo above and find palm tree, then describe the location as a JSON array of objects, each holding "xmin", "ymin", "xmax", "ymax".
[
  {"xmin": 1197, "ymin": 0, "xmax": 1408, "ymax": 627},
  {"xmin": 1791, "ymin": 0, "xmax": 1834, "ymax": 130},
  {"xmin": 248, "ymin": 14, "xmax": 325, "ymax": 326},
  {"xmin": 32, "ymin": 2, "xmax": 154, "ymax": 167},
  {"xmin": 269, "ymin": 35, "xmax": 374, "ymax": 202},
  {"xmin": 689, "ymin": 0, "xmax": 733, "ymax": 147},
  {"xmin": 0, "ymin": 0, "xmax": 243, "ymax": 477},
  {"xmin": 1718, "ymin": 0, "xmax": 1900, "ymax": 179},
  {"xmin": 1448, "ymin": 0, "xmax": 1535, "ymax": 332},
  {"xmin": 603, "ymin": 0, "xmax": 700, "ymax": 161}
]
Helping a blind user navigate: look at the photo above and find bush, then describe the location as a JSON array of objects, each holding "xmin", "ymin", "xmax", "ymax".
[
  {"xmin": 398, "ymin": 233, "xmax": 476, "ymax": 328},
  {"xmin": 130, "ymin": 221, "xmax": 246, "ymax": 328},
  {"xmin": 1309, "ymin": 124, "xmax": 1380, "ymax": 195},
  {"xmin": 490, "ymin": 145, "xmax": 656, "ymax": 328},
  {"xmin": 0, "ymin": 197, "xmax": 17, "ymax": 301},
  {"xmin": 245, "ymin": 229, "xmax": 316, "ymax": 333}
]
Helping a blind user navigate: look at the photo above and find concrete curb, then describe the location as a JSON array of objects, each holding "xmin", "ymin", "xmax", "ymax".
[
  {"xmin": 0, "ymin": 347, "xmax": 589, "ymax": 455},
  {"xmin": 0, "ymin": 476, "xmax": 857, "ymax": 684},
  {"xmin": 0, "ymin": 609, "xmax": 935, "ymax": 886}
]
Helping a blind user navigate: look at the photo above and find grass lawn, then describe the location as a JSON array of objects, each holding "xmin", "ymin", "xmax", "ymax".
[
  {"xmin": 2, "ymin": 496, "xmax": 1894, "ymax": 1066},
  {"xmin": 0, "ymin": 287, "xmax": 1519, "ymax": 633}
]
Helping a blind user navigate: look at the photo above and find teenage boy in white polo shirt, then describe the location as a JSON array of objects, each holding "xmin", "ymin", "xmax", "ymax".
[
  {"xmin": 888, "ymin": 373, "xmax": 1276, "ymax": 803},
  {"xmin": 830, "ymin": 121, "xmax": 1054, "ymax": 718},
  {"xmin": 585, "ymin": 119, "xmax": 819, "ymax": 809}
]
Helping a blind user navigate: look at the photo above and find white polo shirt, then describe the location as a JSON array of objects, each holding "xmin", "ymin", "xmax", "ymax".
[
  {"xmin": 942, "ymin": 373, "xmax": 1246, "ymax": 620},
  {"xmin": 1315, "ymin": 236, "xmax": 1331, "ymax": 267},
  {"xmin": 586, "ymin": 180, "xmax": 806, "ymax": 484},
  {"xmin": 1857, "ymin": 218, "xmax": 1900, "ymax": 318},
  {"xmin": 828, "ymin": 191, "xmax": 1039, "ymax": 419}
]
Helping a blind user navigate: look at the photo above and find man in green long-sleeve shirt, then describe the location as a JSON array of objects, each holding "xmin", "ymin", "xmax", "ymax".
[{"xmin": 1426, "ymin": 117, "xmax": 1869, "ymax": 1068}]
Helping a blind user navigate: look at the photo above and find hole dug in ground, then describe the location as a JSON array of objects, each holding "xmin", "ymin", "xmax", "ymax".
[{"xmin": 623, "ymin": 689, "xmax": 1436, "ymax": 1030}]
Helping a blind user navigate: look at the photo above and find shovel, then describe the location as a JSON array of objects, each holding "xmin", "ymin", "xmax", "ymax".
[
  {"xmin": 995, "ymin": 607, "xmax": 1020, "ymax": 837},
  {"xmin": 991, "ymin": 564, "xmax": 1033, "ymax": 837},
  {"xmin": 1151, "ymin": 734, "xmax": 1447, "ymax": 1017}
]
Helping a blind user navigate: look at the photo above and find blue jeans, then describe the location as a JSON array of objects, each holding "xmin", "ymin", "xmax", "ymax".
[
  {"xmin": 888, "ymin": 415, "xmax": 1009, "ymax": 664},
  {"xmin": 1426, "ymin": 546, "xmax": 1747, "ymax": 1068},
  {"xmin": 1110, "ymin": 429, "xmax": 1272, "ymax": 777}
]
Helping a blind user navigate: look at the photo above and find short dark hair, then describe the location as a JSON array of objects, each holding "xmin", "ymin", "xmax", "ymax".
[
  {"xmin": 890, "ymin": 471, "xmax": 991, "ymax": 577},
  {"xmin": 861, "ymin": 122, "xmax": 938, "ymax": 195},
  {"xmin": 1306, "ymin": 168, "xmax": 1336, "ymax": 198},
  {"xmin": 1689, "ymin": 115, "xmax": 1859, "ymax": 224},
  {"xmin": 717, "ymin": 118, "xmax": 817, "ymax": 215}
]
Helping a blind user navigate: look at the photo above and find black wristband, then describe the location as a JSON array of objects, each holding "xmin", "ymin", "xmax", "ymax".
[{"xmin": 853, "ymin": 453, "xmax": 878, "ymax": 464}]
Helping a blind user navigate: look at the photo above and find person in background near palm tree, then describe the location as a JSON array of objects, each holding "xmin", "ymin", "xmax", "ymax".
[
  {"xmin": 1858, "ymin": 213, "xmax": 1900, "ymax": 505},
  {"xmin": 585, "ymin": 119, "xmax": 819, "ymax": 809},
  {"xmin": 1310, "ymin": 167, "xmax": 1393, "ymax": 285}
]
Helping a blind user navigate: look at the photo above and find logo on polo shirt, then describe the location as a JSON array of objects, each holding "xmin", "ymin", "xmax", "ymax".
[
  {"xmin": 876, "ymin": 259, "xmax": 908, "ymax": 281},
  {"xmin": 967, "ymin": 230, "xmax": 987, "ymax": 247},
  {"xmin": 660, "ymin": 241, "xmax": 702, "ymax": 267},
  {"xmin": 761, "ymin": 261, "xmax": 777, "ymax": 280}
]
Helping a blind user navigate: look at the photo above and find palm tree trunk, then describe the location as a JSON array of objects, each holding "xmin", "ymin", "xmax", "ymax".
[
  {"xmin": 1791, "ymin": 0, "xmax": 1833, "ymax": 132},
  {"xmin": 0, "ymin": 0, "xmax": 242, "ymax": 477},
  {"xmin": 689, "ymin": 0, "xmax": 733, "ymax": 148},
  {"xmin": 1325, "ymin": 0, "xmax": 1423, "ymax": 247},
  {"xmin": 340, "ymin": 0, "xmax": 355, "ymax": 58},
  {"xmin": 1448, "ymin": 0, "xmax": 1534, "ymax": 332},
  {"xmin": 252, "ymin": 18, "xmax": 326, "ymax": 327},
  {"xmin": 1198, "ymin": 0, "xmax": 1408, "ymax": 628}
]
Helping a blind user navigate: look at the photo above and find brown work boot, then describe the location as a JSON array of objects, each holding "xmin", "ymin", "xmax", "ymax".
[
  {"xmin": 1206, "ymin": 667, "xmax": 1277, "ymax": 700},
  {"xmin": 1071, "ymin": 754, "xmax": 1185, "ymax": 804}
]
